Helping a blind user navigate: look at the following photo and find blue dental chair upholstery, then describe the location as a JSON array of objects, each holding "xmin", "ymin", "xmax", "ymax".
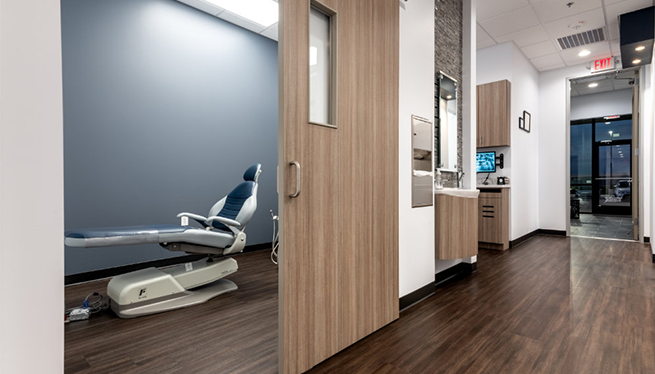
[
  {"xmin": 65, "ymin": 164, "xmax": 261, "ymax": 254},
  {"xmin": 64, "ymin": 164, "xmax": 262, "ymax": 318}
]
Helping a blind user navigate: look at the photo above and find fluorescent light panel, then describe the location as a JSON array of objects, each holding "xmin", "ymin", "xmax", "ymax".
[{"xmin": 205, "ymin": 0, "xmax": 278, "ymax": 27}]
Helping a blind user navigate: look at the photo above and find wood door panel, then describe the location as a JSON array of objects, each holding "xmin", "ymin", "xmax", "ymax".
[{"xmin": 279, "ymin": 0, "xmax": 399, "ymax": 372}]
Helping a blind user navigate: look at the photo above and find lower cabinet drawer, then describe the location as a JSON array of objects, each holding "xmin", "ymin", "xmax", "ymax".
[
  {"xmin": 478, "ymin": 190, "xmax": 509, "ymax": 249},
  {"xmin": 479, "ymin": 203, "xmax": 502, "ymax": 243}
]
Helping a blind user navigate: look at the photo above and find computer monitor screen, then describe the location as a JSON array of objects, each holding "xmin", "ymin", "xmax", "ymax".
[{"xmin": 476, "ymin": 152, "xmax": 496, "ymax": 173}]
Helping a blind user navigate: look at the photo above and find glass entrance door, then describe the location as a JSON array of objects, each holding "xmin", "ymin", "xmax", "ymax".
[{"xmin": 594, "ymin": 142, "xmax": 632, "ymax": 215}]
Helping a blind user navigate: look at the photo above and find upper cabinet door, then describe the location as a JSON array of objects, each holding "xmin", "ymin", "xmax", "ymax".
[{"xmin": 477, "ymin": 80, "xmax": 511, "ymax": 148}]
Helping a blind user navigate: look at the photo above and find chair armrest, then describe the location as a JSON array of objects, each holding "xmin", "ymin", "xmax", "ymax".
[
  {"xmin": 205, "ymin": 216, "xmax": 242, "ymax": 234},
  {"xmin": 177, "ymin": 212, "xmax": 208, "ymax": 227}
]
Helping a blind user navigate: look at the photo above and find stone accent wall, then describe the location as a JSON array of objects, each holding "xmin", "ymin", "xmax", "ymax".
[{"xmin": 434, "ymin": 0, "xmax": 463, "ymax": 188}]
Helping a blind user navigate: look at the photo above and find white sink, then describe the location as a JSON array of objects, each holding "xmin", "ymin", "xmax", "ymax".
[{"xmin": 434, "ymin": 188, "xmax": 480, "ymax": 198}]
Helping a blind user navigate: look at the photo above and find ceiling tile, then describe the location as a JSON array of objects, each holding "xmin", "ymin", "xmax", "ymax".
[
  {"xmin": 260, "ymin": 23, "xmax": 278, "ymax": 41},
  {"xmin": 495, "ymin": 25, "xmax": 551, "ymax": 47},
  {"xmin": 531, "ymin": 0, "xmax": 602, "ymax": 23},
  {"xmin": 538, "ymin": 61, "xmax": 567, "ymax": 71},
  {"xmin": 559, "ymin": 41, "xmax": 611, "ymax": 64},
  {"xmin": 530, "ymin": 52, "xmax": 565, "ymax": 69},
  {"xmin": 521, "ymin": 40, "xmax": 559, "ymax": 58},
  {"xmin": 613, "ymin": 80, "xmax": 632, "ymax": 90},
  {"xmin": 604, "ymin": 0, "xmax": 629, "ymax": 5},
  {"xmin": 177, "ymin": 0, "xmax": 223, "ymax": 15},
  {"xmin": 479, "ymin": 6, "xmax": 542, "ymax": 37},
  {"xmin": 610, "ymin": 39, "xmax": 621, "ymax": 55},
  {"xmin": 477, "ymin": 24, "xmax": 493, "ymax": 42},
  {"xmin": 605, "ymin": 0, "xmax": 654, "ymax": 24},
  {"xmin": 577, "ymin": 85, "xmax": 614, "ymax": 95},
  {"xmin": 217, "ymin": 10, "xmax": 266, "ymax": 34},
  {"xmin": 543, "ymin": 8, "xmax": 606, "ymax": 40},
  {"xmin": 477, "ymin": 0, "xmax": 530, "ymax": 21},
  {"xmin": 608, "ymin": 23, "xmax": 620, "ymax": 40},
  {"xmin": 478, "ymin": 39, "xmax": 498, "ymax": 49}
]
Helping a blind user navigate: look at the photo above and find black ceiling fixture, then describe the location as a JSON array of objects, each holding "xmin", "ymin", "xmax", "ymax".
[{"xmin": 619, "ymin": 6, "xmax": 654, "ymax": 68}]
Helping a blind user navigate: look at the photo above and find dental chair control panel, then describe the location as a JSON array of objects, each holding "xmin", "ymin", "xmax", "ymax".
[{"xmin": 65, "ymin": 164, "xmax": 262, "ymax": 318}]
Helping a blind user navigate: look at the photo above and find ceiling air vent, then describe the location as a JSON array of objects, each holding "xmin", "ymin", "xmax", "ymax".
[{"xmin": 556, "ymin": 27, "xmax": 606, "ymax": 50}]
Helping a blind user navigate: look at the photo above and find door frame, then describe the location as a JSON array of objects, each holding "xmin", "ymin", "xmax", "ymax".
[{"xmin": 565, "ymin": 68, "xmax": 645, "ymax": 241}]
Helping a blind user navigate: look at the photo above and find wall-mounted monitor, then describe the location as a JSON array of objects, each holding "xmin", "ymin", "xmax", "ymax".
[{"xmin": 476, "ymin": 151, "xmax": 496, "ymax": 173}]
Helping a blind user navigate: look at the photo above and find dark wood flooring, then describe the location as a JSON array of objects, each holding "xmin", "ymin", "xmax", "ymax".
[
  {"xmin": 309, "ymin": 235, "xmax": 655, "ymax": 374},
  {"xmin": 65, "ymin": 250, "xmax": 279, "ymax": 374},
  {"xmin": 66, "ymin": 235, "xmax": 655, "ymax": 374}
]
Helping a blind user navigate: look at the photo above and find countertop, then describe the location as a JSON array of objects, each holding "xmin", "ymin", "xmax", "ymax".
[
  {"xmin": 434, "ymin": 188, "xmax": 480, "ymax": 198},
  {"xmin": 477, "ymin": 185, "xmax": 511, "ymax": 189}
]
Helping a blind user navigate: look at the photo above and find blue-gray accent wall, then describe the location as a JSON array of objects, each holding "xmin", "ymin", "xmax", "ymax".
[{"xmin": 62, "ymin": 0, "xmax": 278, "ymax": 275}]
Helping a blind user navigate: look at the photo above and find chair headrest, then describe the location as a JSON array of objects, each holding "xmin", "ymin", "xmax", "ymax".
[{"xmin": 243, "ymin": 164, "xmax": 262, "ymax": 182}]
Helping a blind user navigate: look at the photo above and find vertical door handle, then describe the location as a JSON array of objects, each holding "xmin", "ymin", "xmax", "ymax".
[{"xmin": 289, "ymin": 161, "xmax": 301, "ymax": 198}]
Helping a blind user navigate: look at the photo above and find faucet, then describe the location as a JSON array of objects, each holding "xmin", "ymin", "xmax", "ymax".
[{"xmin": 457, "ymin": 171, "xmax": 465, "ymax": 189}]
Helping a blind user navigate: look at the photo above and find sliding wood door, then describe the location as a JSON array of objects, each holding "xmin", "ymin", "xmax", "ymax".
[{"xmin": 278, "ymin": 0, "xmax": 399, "ymax": 372}]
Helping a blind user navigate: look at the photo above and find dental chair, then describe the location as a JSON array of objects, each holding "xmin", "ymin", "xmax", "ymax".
[{"xmin": 65, "ymin": 164, "xmax": 261, "ymax": 318}]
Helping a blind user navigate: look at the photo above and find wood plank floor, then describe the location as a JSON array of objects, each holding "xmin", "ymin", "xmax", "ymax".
[
  {"xmin": 309, "ymin": 235, "xmax": 655, "ymax": 374},
  {"xmin": 65, "ymin": 250, "xmax": 279, "ymax": 374},
  {"xmin": 66, "ymin": 235, "xmax": 655, "ymax": 373}
]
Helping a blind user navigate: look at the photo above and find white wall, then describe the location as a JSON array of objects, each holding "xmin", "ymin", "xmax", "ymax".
[
  {"xmin": 538, "ymin": 64, "xmax": 589, "ymax": 232},
  {"xmin": 399, "ymin": 0, "xmax": 479, "ymax": 296},
  {"xmin": 0, "ymin": 0, "xmax": 65, "ymax": 372},
  {"xmin": 570, "ymin": 89, "xmax": 633, "ymax": 120},
  {"xmin": 398, "ymin": 0, "xmax": 436, "ymax": 297},
  {"xmin": 509, "ymin": 44, "xmax": 540, "ymax": 240},
  {"xmin": 477, "ymin": 42, "xmax": 540, "ymax": 240},
  {"xmin": 651, "ymin": 57, "xmax": 655, "ymax": 252}
]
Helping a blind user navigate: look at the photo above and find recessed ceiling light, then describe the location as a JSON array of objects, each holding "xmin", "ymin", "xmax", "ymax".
[
  {"xmin": 633, "ymin": 59, "xmax": 642, "ymax": 64},
  {"xmin": 446, "ymin": 95, "xmax": 453, "ymax": 99},
  {"xmin": 205, "ymin": 0, "xmax": 279, "ymax": 27},
  {"xmin": 588, "ymin": 82, "xmax": 599, "ymax": 88},
  {"xmin": 578, "ymin": 50, "xmax": 591, "ymax": 57},
  {"xmin": 606, "ymin": 122, "xmax": 611, "ymax": 124},
  {"xmin": 636, "ymin": 46, "xmax": 646, "ymax": 51}
]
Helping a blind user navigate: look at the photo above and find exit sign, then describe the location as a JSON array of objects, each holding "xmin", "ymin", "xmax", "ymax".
[{"xmin": 591, "ymin": 57, "xmax": 615, "ymax": 73}]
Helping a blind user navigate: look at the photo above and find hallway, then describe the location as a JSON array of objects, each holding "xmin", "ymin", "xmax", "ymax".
[
  {"xmin": 310, "ymin": 235, "xmax": 655, "ymax": 374},
  {"xmin": 571, "ymin": 214, "xmax": 635, "ymax": 241}
]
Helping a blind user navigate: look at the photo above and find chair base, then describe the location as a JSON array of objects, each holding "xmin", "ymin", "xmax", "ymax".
[
  {"xmin": 107, "ymin": 257, "xmax": 238, "ymax": 318},
  {"xmin": 110, "ymin": 278, "xmax": 238, "ymax": 318}
]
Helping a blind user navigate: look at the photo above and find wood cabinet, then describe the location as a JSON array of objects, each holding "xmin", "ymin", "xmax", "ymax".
[
  {"xmin": 435, "ymin": 194, "xmax": 478, "ymax": 259},
  {"xmin": 478, "ymin": 188, "xmax": 510, "ymax": 250},
  {"xmin": 477, "ymin": 80, "xmax": 511, "ymax": 148}
]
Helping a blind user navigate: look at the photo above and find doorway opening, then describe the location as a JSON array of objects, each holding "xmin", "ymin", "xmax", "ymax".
[{"xmin": 569, "ymin": 69, "xmax": 639, "ymax": 241}]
